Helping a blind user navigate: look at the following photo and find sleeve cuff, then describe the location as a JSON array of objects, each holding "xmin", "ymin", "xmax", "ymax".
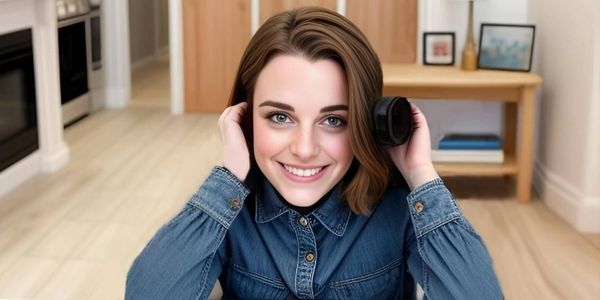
[
  {"xmin": 406, "ymin": 178, "xmax": 462, "ymax": 237},
  {"xmin": 187, "ymin": 166, "xmax": 251, "ymax": 229}
]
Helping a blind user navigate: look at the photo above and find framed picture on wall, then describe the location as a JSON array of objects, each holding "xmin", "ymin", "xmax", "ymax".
[
  {"xmin": 478, "ymin": 23, "xmax": 536, "ymax": 72},
  {"xmin": 423, "ymin": 32, "xmax": 455, "ymax": 65}
]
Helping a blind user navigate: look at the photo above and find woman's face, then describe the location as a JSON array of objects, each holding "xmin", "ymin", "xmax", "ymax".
[{"xmin": 253, "ymin": 54, "xmax": 354, "ymax": 207}]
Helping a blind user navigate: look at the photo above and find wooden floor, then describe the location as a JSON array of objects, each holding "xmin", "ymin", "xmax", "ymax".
[{"xmin": 0, "ymin": 59, "xmax": 599, "ymax": 299}]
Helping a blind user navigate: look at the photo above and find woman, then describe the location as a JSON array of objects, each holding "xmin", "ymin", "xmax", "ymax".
[{"xmin": 125, "ymin": 7, "xmax": 503, "ymax": 299}]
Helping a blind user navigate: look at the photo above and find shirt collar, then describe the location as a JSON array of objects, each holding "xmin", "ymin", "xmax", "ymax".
[{"xmin": 255, "ymin": 177, "xmax": 352, "ymax": 237}]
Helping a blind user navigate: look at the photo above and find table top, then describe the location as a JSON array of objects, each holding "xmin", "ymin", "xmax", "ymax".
[{"xmin": 382, "ymin": 64, "xmax": 543, "ymax": 88}]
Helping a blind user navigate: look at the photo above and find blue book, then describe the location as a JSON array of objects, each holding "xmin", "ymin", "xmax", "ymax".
[{"xmin": 438, "ymin": 134, "xmax": 502, "ymax": 150}]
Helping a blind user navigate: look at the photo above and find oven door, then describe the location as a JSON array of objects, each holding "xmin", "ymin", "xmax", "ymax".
[
  {"xmin": 58, "ymin": 15, "xmax": 91, "ymax": 125},
  {"xmin": 0, "ymin": 29, "xmax": 38, "ymax": 172},
  {"xmin": 58, "ymin": 17, "xmax": 89, "ymax": 104}
]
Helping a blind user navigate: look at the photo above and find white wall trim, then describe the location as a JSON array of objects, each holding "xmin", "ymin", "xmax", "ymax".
[
  {"xmin": 533, "ymin": 161, "xmax": 600, "ymax": 233},
  {"xmin": 103, "ymin": 0, "xmax": 131, "ymax": 109},
  {"xmin": 251, "ymin": 0, "xmax": 259, "ymax": 35},
  {"xmin": 105, "ymin": 87, "xmax": 129, "ymax": 109},
  {"xmin": 417, "ymin": 0, "xmax": 432, "ymax": 65},
  {"xmin": 336, "ymin": 0, "xmax": 346, "ymax": 16},
  {"xmin": 169, "ymin": 0, "xmax": 183, "ymax": 114},
  {"xmin": 33, "ymin": 0, "xmax": 70, "ymax": 173},
  {"xmin": 581, "ymin": 8, "xmax": 600, "ymax": 198}
]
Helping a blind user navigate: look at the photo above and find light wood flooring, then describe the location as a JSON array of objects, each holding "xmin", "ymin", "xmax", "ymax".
[{"xmin": 0, "ymin": 59, "xmax": 598, "ymax": 299}]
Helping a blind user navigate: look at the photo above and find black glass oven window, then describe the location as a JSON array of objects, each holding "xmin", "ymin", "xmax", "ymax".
[
  {"xmin": 58, "ymin": 21, "xmax": 89, "ymax": 103},
  {"xmin": 0, "ymin": 69, "xmax": 27, "ymax": 141}
]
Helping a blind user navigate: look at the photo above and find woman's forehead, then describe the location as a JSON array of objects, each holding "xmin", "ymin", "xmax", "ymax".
[{"xmin": 253, "ymin": 54, "xmax": 348, "ymax": 109}]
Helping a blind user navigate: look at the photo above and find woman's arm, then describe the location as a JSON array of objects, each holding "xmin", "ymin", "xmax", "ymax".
[
  {"xmin": 125, "ymin": 166, "xmax": 250, "ymax": 299},
  {"xmin": 387, "ymin": 104, "xmax": 502, "ymax": 298},
  {"xmin": 125, "ymin": 102, "xmax": 251, "ymax": 299},
  {"xmin": 403, "ymin": 178, "xmax": 503, "ymax": 299}
]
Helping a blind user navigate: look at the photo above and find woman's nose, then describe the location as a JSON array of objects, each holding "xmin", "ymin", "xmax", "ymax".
[{"xmin": 289, "ymin": 127, "xmax": 319, "ymax": 160}]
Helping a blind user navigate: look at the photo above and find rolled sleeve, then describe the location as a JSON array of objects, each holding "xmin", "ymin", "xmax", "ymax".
[
  {"xmin": 187, "ymin": 166, "xmax": 251, "ymax": 229},
  {"xmin": 406, "ymin": 178, "xmax": 462, "ymax": 238}
]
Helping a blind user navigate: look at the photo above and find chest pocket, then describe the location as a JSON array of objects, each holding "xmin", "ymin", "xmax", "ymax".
[
  {"xmin": 325, "ymin": 258, "xmax": 407, "ymax": 299},
  {"xmin": 223, "ymin": 263, "xmax": 290, "ymax": 299}
]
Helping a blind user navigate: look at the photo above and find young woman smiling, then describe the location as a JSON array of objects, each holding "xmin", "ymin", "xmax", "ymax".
[{"xmin": 125, "ymin": 7, "xmax": 503, "ymax": 300}]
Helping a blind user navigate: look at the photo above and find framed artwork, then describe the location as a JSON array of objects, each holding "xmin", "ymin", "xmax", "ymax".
[
  {"xmin": 478, "ymin": 23, "xmax": 536, "ymax": 72},
  {"xmin": 423, "ymin": 32, "xmax": 455, "ymax": 65}
]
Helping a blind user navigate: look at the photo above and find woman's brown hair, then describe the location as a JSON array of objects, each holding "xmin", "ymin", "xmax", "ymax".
[{"xmin": 228, "ymin": 6, "xmax": 401, "ymax": 215}]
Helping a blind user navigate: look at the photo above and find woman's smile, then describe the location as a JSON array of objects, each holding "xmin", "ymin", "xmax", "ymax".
[{"xmin": 279, "ymin": 162, "xmax": 329, "ymax": 182}]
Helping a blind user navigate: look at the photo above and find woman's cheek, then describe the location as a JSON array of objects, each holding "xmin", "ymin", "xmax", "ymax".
[
  {"xmin": 322, "ymin": 132, "xmax": 353, "ymax": 160},
  {"xmin": 253, "ymin": 122, "xmax": 285, "ymax": 157}
]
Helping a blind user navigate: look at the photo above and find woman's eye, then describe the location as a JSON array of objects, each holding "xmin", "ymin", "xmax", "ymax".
[
  {"xmin": 323, "ymin": 116, "xmax": 346, "ymax": 128},
  {"xmin": 268, "ymin": 113, "xmax": 292, "ymax": 124}
]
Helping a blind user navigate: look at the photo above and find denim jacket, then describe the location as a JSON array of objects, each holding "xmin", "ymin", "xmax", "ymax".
[{"xmin": 125, "ymin": 166, "xmax": 503, "ymax": 299}]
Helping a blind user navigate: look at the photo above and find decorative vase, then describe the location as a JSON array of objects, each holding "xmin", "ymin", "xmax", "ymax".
[{"xmin": 461, "ymin": 0, "xmax": 477, "ymax": 71}]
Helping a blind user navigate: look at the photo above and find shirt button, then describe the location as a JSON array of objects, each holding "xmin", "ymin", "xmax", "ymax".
[
  {"xmin": 229, "ymin": 198, "xmax": 240, "ymax": 208},
  {"xmin": 305, "ymin": 252, "xmax": 315, "ymax": 262},
  {"xmin": 299, "ymin": 217, "xmax": 309, "ymax": 227},
  {"xmin": 414, "ymin": 202, "xmax": 424, "ymax": 213}
]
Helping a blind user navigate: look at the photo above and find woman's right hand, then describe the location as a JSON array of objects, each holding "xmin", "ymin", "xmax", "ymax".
[{"xmin": 218, "ymin": 102, "xmax": 250, "ymax": 181}]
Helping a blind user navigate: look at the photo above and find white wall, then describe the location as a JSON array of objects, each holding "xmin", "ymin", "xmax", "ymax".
[
  {"xmin": 128, "ymin": 0, "xmax": 169, "ymax": 67},
  {"xmin": 416, "ymin": 0, "xmax": 529, "ymax": 144},
  {"xmin": 528, "ymin": 0, "xmax": 600, "ymax": 232}
]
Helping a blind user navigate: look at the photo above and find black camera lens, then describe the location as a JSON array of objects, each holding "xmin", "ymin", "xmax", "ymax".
[{"xmin": 373, "ymin": 97, "xmax": 413, "ymax": 145}]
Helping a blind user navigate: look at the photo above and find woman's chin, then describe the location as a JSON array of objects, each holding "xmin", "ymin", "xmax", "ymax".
[{"xmin": 278, "ymin": 189, "xmax": 327, "ymax": 207}]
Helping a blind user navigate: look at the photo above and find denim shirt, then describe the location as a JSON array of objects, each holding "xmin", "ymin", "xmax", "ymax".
[{"xmin": 125, "ymin": 166, "xmax": 503, "ymax": 299}]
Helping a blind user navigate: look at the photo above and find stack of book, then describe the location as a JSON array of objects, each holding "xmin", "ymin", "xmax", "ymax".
[{"xmin": 432, "ymin": 133, "xmax": 504, "ymax": 163}]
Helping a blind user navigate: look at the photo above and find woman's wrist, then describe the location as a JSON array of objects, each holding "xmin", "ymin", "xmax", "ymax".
[{"xmin": 406, "ymin": 163, "xmax": 440, "ymax": 191}]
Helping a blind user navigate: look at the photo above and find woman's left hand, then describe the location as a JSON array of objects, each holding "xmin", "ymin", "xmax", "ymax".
[{"xmin": 387, "ymin": 103, "xmax": 440, "ymax": 190}]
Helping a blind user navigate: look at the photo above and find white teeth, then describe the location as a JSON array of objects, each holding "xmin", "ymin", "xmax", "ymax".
[{"xmin": 283, "ymin": 165, "xmax": 323, "ymax": 177}]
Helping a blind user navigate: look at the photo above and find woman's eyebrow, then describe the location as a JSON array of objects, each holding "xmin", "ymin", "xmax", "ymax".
[
  {"xmin": 258, "ymin": 100, "xmax": 294, "ymax": 111},
  {"xmin": 257, "ymin": 101, "xmax": 348, "ymax": 113},
  {"xmin": 320, "ymin": 105, "xmax": 348, "ymax": 113}
]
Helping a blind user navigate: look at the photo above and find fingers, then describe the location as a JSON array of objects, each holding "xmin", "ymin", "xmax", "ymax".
[
  {"xmin": 219, "ymin": 102, "xmax": 248, "ymax": 128},
  {"xmin": 409, "ymin": 103, "xmax": 429, "ymax": 130},
  {"xmin": 229, "ymin": 102, "xmax": 248, "ymax": 124}
]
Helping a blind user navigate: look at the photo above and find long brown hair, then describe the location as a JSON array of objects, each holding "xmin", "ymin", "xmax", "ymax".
[{"xmin": 229, "ymin": 6, "xmax": 400, "ymax": 215}]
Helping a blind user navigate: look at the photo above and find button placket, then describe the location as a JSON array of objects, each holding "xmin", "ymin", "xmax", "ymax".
[{"xmin": 289, "ymin": 213, "xmax": 317, "ymax": 298}]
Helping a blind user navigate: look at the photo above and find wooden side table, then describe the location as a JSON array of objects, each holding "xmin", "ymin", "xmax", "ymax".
[{"xmin": 382, "ymin": 64, "xmax": 543, "ymax": 203}]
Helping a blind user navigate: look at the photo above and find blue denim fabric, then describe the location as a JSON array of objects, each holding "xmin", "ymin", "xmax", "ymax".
[{"xmin": 125, "ymin": 166, "xmax": 503, "ymax": 299}]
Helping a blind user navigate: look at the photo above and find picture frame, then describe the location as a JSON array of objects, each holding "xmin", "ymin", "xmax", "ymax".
[
  {"xmin": 477, "ymin": 23, "xmax": 536, "ymax": 72},
  {"xmin": 423, "ymin": 32, "xmax": 455, "ymax": 66}
]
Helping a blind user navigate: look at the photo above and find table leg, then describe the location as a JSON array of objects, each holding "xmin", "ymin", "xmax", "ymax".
[
  {"xmin": 503, "ymin": 102, "xmax": 517, "ymax": 167},
  {"xmin": 517, "ymin": 87, "xmax": 536, "ymax": 203}
]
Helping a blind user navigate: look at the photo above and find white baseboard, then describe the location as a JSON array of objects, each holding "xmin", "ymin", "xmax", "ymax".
[
  {"xmin": 0, "ymin": 151, "xmax": 41, "ymax": 199},
  {"xmin": 533, "ymin": 161, "xmax": 600, "ymax": 233},
  {"xmin": 131, "ymin": 55, "xmax": 156, "ymax": 71}
]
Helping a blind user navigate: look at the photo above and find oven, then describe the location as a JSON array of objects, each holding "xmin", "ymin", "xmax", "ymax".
[
  {"xmin": 0, "ymin": 29, "xmax": 38, "ymax": 172},
  {"xmin": 57, "ymin": 0, "xmax": 91, "ymax": 126}
]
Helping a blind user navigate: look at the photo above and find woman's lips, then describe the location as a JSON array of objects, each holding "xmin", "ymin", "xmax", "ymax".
[{"xmin": 279, "ymin": 163, "xmax": 328, "ymax": 182}]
